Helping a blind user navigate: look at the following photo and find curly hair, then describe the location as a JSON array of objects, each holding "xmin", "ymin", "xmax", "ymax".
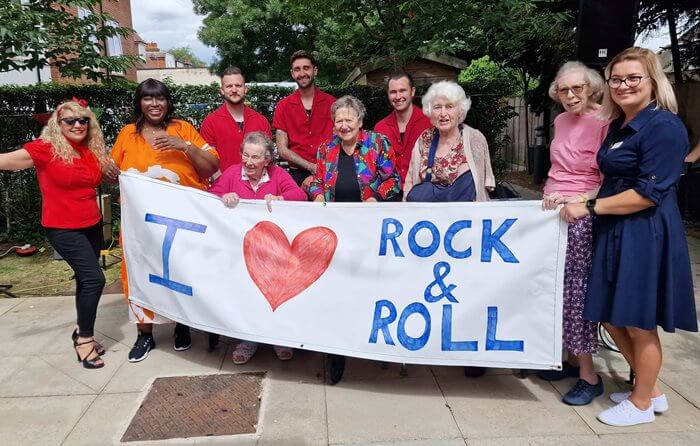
[{"xmin": 39, "ymin": 101, "xmax": 110, "ymax": 167}]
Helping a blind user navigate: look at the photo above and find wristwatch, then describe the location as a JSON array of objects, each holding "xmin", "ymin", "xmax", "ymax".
[{"xmin": 585, "ymin": 198, "xmax": 597, "ymax": 217}]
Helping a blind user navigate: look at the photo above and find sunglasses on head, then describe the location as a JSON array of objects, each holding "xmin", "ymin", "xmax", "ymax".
[{"xmin": 60, "ymin": 117, "xmax": 90, "ymax": 126}]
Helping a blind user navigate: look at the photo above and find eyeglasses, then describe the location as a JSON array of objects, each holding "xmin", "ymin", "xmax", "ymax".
[
  {"xmin": 557, "ymin": 83, "xmax": 588, "ymax": 96},
  {"xmin": 606, "ymin": 75, "xmax": 648, "ymax": 89},
  {"xmin": 60, "ymin": 117, "xmax": 90, "ymax": 126},
  {"xmin": 241, "ymin": 153, "xmax": 264, "ymax": 162}
]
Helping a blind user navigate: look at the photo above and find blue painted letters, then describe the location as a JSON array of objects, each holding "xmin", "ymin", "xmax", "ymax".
[{"xmin": 146, "ymin": 214, "xmax": 207, "ymax": 296}]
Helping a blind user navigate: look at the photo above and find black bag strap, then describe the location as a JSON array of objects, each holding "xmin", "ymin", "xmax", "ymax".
[
  {"xmin": 424, "ymin": 128, "xmax": 440, "ymax": 183},
  {"xmin": 424, "ymin": 124, "xmax": 464, "ymax": 183}
]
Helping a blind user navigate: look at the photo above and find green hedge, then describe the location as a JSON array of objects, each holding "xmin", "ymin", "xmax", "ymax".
[{"xmin": 0, "ymin": 81, "xmax": 515, "ymax": 242}]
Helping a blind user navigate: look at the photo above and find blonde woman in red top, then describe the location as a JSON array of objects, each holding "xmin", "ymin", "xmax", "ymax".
[{"xmin": 0, "ymin": 99, "xmax": 118, "ymax": 369}]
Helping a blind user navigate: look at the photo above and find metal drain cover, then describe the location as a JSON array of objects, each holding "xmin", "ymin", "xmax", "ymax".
[{"xmin": 121, "ymin": 372, "xmax": 264, "ymax": 442}]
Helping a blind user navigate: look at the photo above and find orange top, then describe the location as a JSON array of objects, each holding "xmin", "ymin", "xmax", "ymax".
[
  {"xmin": 110, "ymin": 119, "xmax": 218, "ymax": 190},
  {"xmin": 111, "ymin": 119, "xmax": 218, "ymax": 323}
]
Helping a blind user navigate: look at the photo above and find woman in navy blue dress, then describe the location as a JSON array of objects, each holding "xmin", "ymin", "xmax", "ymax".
[{"xmin": 561, "ymin": 47, "xmax": 697, "ymax": 427}]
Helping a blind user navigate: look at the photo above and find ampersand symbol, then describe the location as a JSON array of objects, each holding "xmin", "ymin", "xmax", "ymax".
[{"xmin": 424, "ymin": 261, "xmax": 458, "ymax": 303}]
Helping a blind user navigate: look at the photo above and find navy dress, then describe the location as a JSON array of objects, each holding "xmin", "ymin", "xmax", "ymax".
[{"xmin": 583, "ymin": 102, "xmax": 697, "ymax": 333}]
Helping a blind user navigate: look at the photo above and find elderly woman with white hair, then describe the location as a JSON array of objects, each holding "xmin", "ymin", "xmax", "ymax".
[
  {"xmin": 404, "ymin": 81, "xmax": 494, "ymax": 378},
  {"xmin": 404, "ymin": 80, "xmax": 495, "ymax": 203},
  {"xmin": 537, "ymin": 61, "xmax": 609, "ymax": 406}
]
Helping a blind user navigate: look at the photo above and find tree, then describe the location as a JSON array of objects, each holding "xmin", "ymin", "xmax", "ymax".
[
  {"xmin": 194, "ymin": 0, "xmax": 576, "ymax": 85},
  {"xmin": 637, "ymin": 1, "xmax": 700, "ymax": 83},
  {"xmin": 0, "ymin": 0, "xmax": 136, "ymax": 82},
  {"xmin": 168, "ymin": 46, "xmax": 206, "ymax": 67},
  {"xmin": 192, "ymin": 0, "xmax": 325, "ymax": 81}
]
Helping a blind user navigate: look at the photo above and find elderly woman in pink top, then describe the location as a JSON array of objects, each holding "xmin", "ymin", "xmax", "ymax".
[
  {"xmin": 538, "ymin": 62, "xmax": 610, "ymax": 405},
  {"xmin": 209, "ymin": 131, "xmax": 306, "ymax": 364}
]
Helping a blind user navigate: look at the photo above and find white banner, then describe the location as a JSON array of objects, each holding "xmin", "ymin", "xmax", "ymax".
[{"xmin": 119, "ymin": 172, "xmax": 567, "ymax": 369}]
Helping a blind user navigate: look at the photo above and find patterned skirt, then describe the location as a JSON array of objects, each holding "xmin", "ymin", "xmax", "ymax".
[{"xmin": 562, "ymin": 216, "xmax": 598, "ymax": 355}]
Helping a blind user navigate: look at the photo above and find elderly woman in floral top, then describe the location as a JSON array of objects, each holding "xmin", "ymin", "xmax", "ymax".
[
  {"xmin": 308, "ymin": 95, "xmax": 400, "ymax": 384},
  {"xmin": 308, "ymin": 95, "xmax": 401, "ymax": 203}
]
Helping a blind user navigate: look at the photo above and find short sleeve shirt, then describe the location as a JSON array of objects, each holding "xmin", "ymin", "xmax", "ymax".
[
  {"xmin": 110, "ymin": 119, "xmax": 218, "ymax": 191},
  {"xmin": 200, "ymin": 105, "xmax": 272, "ymax": 172},
  {"xmin": 544, "ymin": 110, "xmax": 609, "ymax": 196},
  {"xmin": 24, "ymin": 139, "xmax": 102, "ymax": 229},
  {"xmin": 272, "ymin": 87, "xmax": 335, "ymax": 165}
]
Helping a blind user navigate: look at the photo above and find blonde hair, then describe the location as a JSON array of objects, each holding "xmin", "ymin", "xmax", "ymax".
[
  {"xmin": 548, "ymin": 61, "xmax": 605, "ymax": 104},
  {"xmin": 601, "ymin": 47, "xmax": 678, "ymax": 119},
  {"xmin": 39, "ymin": 101, "xmax": 110, "ymax": 167}
]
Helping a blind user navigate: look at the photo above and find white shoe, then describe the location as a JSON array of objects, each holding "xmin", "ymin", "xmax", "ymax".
[
  {"xmin": 598, "ymin": 400, "xmax": 655, "ymax": 426},
  {"xmin": 609, "ymin": 392, "xmax": 669, "ymax": 413}
]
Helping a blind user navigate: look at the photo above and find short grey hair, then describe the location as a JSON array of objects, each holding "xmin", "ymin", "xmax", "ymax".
[
  {"xmin": 331, "ymin": 95, "xmax": 366, "ymax": 122},
  {"xmin": 422, "ymin": 81, "xmax": 471, "ymax": 123},
  {"xmin": 241, "ymin": 131, "xmax": 276, "ymax": 165},
  {"xmin": 548, "ymin": 61, "xmax": 605, "ymax": 104}
]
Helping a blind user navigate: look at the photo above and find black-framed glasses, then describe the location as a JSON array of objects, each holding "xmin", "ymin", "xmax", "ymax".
[
  {"xmin": 557, "ymin": 83, "xmax": 588, "ymax": 96},
  {"xmin": 60, "ymin": 117, "xmax": 90, "ymax": 126},
  {"xmin": 606, "ymin": 75, "xmax": 648, "ymax": 89}
]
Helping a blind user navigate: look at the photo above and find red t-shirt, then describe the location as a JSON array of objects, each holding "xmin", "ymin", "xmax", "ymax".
[
  {"xmin": 23, "ymin": 139, "xmax": 102, "ymax": 229},
  {"xmin": 200, "ymin": 105, "xmax": 272, "ymax": 173},
  {"xmin": 272, "ymin": 87, "xmax": 335, "ymax": 166},
  {"xmin": 374, "ymin": 104, "xmax": 432, "ymax": 183}
]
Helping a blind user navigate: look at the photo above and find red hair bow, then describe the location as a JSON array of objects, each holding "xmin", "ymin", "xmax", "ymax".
[{"xmin": 60, "ymin": 97, "xmax": 89, "ymax": 109}]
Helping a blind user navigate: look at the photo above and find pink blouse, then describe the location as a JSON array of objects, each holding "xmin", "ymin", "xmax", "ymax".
[{"xmin": 544, "ymin": 110, "xmax": 610, "ymax": 196}]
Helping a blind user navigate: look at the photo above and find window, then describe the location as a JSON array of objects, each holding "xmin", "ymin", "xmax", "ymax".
[{"xmin": 106, "ymin": 20, "xmax": 123, "ymax": 57}]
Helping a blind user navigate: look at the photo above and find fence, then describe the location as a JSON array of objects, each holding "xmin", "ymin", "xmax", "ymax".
[{"xmin": 499, "ymin": 97, "xmax": 544, "ymax": 171}]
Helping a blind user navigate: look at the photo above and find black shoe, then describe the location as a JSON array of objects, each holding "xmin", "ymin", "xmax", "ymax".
[
  {"xmin": 562, "ymin": 375, "xmax": 604, "ymax": 406},
  {"xmin": 173, "ymin": 323, "xmax": 192, "ymax": 351},
  {"xmin": 537, "ymin": 362, "xmax": 580, "ymax": 381},
  {"xmin": 464, "ymin": 366, "xmax": 486, "ymax": 378},
  {"xmin": 327, "ymin": 354, "xmax": 345, "ymax": 385},
  {"xmin": 208, "ymin": 333, "xmax": 220, "ymax": 352},
  {"xmin": 128, "ymin": 331, "xmax": 155, "ymax": 363}
]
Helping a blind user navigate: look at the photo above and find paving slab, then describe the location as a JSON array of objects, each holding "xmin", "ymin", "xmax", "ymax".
[
  {"xmin": 551, "ymin": 373, "xmax": 700, "ymax": 435},
  {"xmin": 257, "ymin": 378, "xmax": 327, "ymax": 445},
  {"xmin": 597, "ymin": 430, "xmax": 700, "ymax": 445},
  {"xmin": 466, "ymin": 434, "xmax": 599, "ymax": 445},
  {"xmin": 326, "ymin": 376, "xmax": 461, "ymax": 444},
  {"xmin": 439, "ymin": 375, "xmax": 594, "ymax": 438},
  {"xmin": 338, "ymin": 357, "xmax": 432, "ymax": 382},
  {"xmin": 62, "ymin": 392, "xmax": 143, "ymax": 446},
  {"xmin": 102, "ymin": 337, "xmax": 227, "ymax": 393},
  {"xmin": 0, "ymin": 355, "xmax": 96, "ymax": 397},
  {"xmin": 0, "ymin": 394, "xmax": 95, "ymax": 446},
  {"xmin": 0, "ymin": 296, "xmax": 22, "ymax": 316},
  {"xmin": 347, "ymin": 440, "xmax": 466, "ymax": 446},
  {"xmin": 659, "ymin": 369, "xmax": 700, "ymax": 408}
]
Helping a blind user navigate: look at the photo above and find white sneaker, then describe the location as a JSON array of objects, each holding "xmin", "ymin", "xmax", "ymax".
[
  {"xmin": 598, "ymin": 400, "xmax": 655, "ymax": 426},
  {"xmin": 609, "ymin": 392, "xmax": 669, "ymax": 413}
]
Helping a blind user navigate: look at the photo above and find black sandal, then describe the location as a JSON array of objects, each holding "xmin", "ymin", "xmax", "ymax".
[
  {"xmin": 72, "ymin": 328, "xmax": 106, "ymax": 356},
  {"xmin": 74, "ymin": 340, "xmax": 104, "ymax": 369}
]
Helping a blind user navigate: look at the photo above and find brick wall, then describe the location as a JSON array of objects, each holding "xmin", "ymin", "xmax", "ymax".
[{"xmin": 51, "ymin": 0, "xmax": 138, "ymax": 84}]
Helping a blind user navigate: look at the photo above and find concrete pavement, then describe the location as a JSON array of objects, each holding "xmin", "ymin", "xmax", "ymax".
[{"xmin": 0, "ymin": 234, "xmax": 698, "ymax": 446}]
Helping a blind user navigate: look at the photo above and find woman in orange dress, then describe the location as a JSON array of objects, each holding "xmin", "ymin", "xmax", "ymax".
[{"xmin": 109, "ymin": 79, "xmax": 219, "ymax": 362}]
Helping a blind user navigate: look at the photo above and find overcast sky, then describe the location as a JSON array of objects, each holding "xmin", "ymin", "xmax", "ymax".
[
  {"xmin": 131, "ymin": 0, "xmax": 217, "ymax": 63},
  {"xmin": 131, "ymin": 0, "xmax": 671, "ymax": 66}
]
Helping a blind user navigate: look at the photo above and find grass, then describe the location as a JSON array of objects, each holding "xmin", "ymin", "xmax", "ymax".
[{"xmin": 0, "ymin": 243, "xmax": 122, "ymax": 297}]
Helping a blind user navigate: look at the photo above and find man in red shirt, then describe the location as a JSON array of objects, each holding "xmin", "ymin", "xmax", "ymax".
[
  {"xmin": 201, "ymin": 66, "xmax": 272, "ymax": 173},
  {"xmin": 374, "ymin": 70, "xmax": 432, "ymax": 185},
  {"xmin": 273, "ymin": 50, "xmax": 335, "ymax": 188}
]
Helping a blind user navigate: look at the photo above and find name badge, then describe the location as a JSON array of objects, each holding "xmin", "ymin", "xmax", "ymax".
[{"xmin": 610, "ymin": 141, "xmax": 624, "ymax": 150}]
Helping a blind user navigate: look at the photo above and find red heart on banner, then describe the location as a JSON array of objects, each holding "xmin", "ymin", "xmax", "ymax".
[{"xmin": 243, "ymin": 221, "xmax": 338, "ymax": 311}]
